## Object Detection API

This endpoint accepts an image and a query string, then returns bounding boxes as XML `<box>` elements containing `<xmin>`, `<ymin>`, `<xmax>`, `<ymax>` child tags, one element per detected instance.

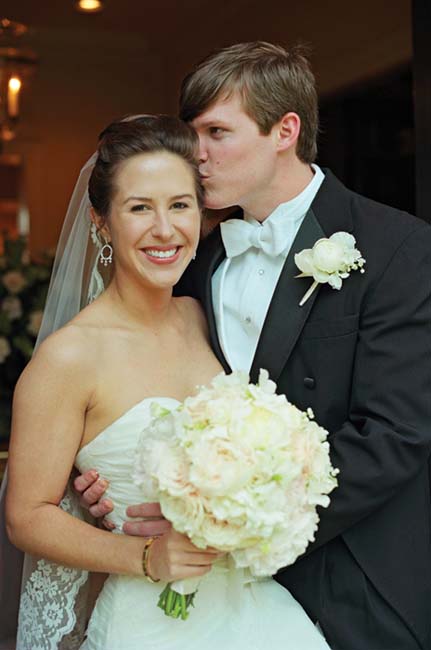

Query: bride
<box><xmin>5</xmin><ymin>115</ymin><xmax>330</xmax><ymax>650</ymax></box>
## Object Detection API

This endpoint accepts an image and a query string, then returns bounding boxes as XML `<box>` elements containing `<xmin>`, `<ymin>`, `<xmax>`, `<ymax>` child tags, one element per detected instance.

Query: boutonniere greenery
<box><xmin>294</xmin><ymin>232</ymin><xmax>365</xmax><ymax>306</ymax></box>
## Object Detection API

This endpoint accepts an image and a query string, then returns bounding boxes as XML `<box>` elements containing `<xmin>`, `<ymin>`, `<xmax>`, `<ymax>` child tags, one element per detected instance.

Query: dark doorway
<box><xmin>318</xmin><ymin>67</ymin><xmax>414</xmax><ymax>214</ymax></box>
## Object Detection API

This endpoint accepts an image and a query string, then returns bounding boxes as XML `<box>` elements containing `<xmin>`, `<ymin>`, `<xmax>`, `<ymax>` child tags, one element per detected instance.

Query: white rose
<box><xmin>312</xmin><ymin>239</ymin><xmax>346</xmax><ymax>274</ymax></box>
<box><xmin>0</xmin><ymin>337</ymin><xmax>11</xmax><ymax>363</ymax></box>
<box><xmin>2</xmin><ymin>296</ymin><xmax>22</xmax><ymax>320</ymax></box>
<box><xmin>295</xmin><ymin>231</ymin><xmax>365</xmax><ymax>305</ymax></box>
<box><xmin>27</xmin><ymin>310</ymin><xmax>44</xmax><ymax>336</ymax></box>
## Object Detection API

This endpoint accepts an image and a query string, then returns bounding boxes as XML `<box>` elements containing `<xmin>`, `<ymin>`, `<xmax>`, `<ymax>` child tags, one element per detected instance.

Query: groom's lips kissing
<box><xmin>140</xmin><ymin>245</ymin><xmax>182</xmax><ymax>265</ymax></box>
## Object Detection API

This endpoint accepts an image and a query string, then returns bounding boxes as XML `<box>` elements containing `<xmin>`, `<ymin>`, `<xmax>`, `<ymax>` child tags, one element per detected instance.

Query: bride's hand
<box><xmin>73</xmin><ymin>469</ymin><xmax>114</xmax><ymax>521</ymax></box>
<box><xmin>147</xmin><ymin>529</ymin><xmax>224</xmax><ymax>582</ymax></box>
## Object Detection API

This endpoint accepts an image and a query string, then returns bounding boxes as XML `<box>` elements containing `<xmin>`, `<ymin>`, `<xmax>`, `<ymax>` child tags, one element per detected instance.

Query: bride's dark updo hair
<box><xmin>89</xmin><ymin>114</ymin><xmax>204</xmax><ymax>218</ymax></box>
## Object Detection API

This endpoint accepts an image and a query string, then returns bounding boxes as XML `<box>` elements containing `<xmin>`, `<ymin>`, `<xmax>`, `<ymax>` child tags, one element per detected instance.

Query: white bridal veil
<box><xmin>0</xmin><ymin>152</ymin><xmax>106</xmax><ymax>650</ymax></box>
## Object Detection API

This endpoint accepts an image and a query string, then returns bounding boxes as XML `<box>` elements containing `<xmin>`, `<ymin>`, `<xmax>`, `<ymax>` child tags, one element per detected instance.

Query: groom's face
<box><xmin>191</xmin><ymin>92</ymin><xmax>278</xmax><ymax>213</ymax></box>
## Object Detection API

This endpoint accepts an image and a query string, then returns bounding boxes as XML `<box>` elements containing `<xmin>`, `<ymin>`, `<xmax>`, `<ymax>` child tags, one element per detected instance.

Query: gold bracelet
<box><xmin>142</xmin><ymin>536</ymin><xmax>160</xmax><ymax>583</ymax></box>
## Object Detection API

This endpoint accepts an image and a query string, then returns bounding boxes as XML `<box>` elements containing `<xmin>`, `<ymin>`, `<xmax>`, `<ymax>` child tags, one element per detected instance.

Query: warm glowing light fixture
<box><xmin>0</xmin><ymin>18</ymin><xmax>38</xmax><ymax>144</ymax></box>
<box><xmin>76</xmin><ymin>0</ymin><xmax>104</xmax><ymax>13</ymax></box>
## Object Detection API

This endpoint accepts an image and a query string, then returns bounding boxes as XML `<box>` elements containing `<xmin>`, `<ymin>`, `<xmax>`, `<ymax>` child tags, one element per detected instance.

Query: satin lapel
<box><xmin>249</xmin><ymin>209</ymin><xmax>325</xmax><ymax>383</ymax></box>
<box><xmin>201</xmin><ymin>230</ymin><xmax>231</xmax><ymax>373</ymax></box>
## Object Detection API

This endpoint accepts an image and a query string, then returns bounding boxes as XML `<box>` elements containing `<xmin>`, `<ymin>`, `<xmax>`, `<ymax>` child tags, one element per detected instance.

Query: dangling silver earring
<box><xmin>192</xmin><ymin>252</ymin><xmax>196</xmax><ymax>261</ymax></box>
<box><xmin>100</xmin><ymin>240</ymin><xmax>113</xmax><ymax>266</ymax></box>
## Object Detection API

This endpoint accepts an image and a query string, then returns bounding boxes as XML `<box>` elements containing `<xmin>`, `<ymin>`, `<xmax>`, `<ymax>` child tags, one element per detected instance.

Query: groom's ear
<box><xmin>274</xmin><ymin>112</ymin><xmax>301</xmax><ymax>154</ymax></box>
<box><xmin>90</xmin><ymin>207</ymin><xmax>111</xmax><ymax>242</ymax></box>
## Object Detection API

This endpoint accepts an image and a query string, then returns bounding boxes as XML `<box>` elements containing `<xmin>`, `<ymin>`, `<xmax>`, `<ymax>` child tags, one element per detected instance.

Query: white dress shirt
<box><xmin>212</xmin><ymin>164</ymin><xmax>324</xmax><ymax>372</ymax></box>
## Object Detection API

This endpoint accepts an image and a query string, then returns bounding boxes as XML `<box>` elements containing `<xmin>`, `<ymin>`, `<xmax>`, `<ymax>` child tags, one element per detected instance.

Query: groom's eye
<box><xmin>209</xmin><ymin>127</ymin><xmax>225</xmax><ymax>137</ymax></box>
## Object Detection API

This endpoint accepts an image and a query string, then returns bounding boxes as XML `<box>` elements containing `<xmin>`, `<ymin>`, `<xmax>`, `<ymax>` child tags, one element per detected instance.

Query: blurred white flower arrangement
<box><xmin>0</xmin><ymin>236</ymin><xmax>53</xmax><ymax>439</ymax></box>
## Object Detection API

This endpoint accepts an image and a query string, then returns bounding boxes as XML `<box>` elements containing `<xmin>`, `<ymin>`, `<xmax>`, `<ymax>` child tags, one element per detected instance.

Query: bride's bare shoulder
<box><xmin>24</xmin><ymin>311</ymin><xmax>101</xmax><ymax>382</ymax></box>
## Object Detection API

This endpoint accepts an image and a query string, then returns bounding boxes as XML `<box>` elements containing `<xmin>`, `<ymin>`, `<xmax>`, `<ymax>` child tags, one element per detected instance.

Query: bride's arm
<box><xmin>5</xmin><ymin>327</ymin><xmax>221</xmax><ymax>581</ymax></box>
<box><xmin>5</xmin><ymin>328</ymin><xmax>146</xmax><ymax>576</ymax></box>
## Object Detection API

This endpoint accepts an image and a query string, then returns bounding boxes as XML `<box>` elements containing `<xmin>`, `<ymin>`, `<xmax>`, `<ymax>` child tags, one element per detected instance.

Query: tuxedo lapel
<box><xmin>249</xmin><ymin>209</ymin><xmax>325</xmax><ymax>383</ymax></box>
<box><xmin>200</xmin><ymin>230</ymin><xmax>231</xmax><ymax>373</ymax></box>
<box><xmin>249</xmin><ymin>170</ymin><xmax>354</xmax><ymax>384</ymax></box>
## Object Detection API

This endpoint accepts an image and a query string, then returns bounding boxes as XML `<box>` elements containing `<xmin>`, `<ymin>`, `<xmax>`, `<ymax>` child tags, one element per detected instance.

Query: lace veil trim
<box><xmin>16</xmin><ymin>487</ymin><xmax>89</xmax><ymax>650</ymax></box>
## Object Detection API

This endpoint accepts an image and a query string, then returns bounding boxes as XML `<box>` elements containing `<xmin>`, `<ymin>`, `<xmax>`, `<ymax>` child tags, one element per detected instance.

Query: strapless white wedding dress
<box><xmin>75</xmin><ymin>397</ymin><xmax>330</xmax><ymax>650</ymax></box>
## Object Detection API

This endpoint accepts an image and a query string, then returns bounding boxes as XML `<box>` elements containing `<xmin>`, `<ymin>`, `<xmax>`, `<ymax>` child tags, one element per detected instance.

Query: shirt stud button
<box><xmin>258</xmin><ymin>269</ymin><xmax>265</xmax><ymax>275</ymax></box>
<box><xmin>304</xmin><ymin>377</ymin><xmax>315</xmax><ymax>389</ymax></box>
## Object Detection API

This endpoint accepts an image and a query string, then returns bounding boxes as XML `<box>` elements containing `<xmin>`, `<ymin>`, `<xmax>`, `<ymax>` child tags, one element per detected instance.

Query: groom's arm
<box><xmin>74</xmin><ymin>472</ymin><xmax>171</xmax><ymax>536</ymax></box>
<box><xmin>305</xmin><ymin>223</ymin><xmax>431</xmax><ymax>553</ymax></box>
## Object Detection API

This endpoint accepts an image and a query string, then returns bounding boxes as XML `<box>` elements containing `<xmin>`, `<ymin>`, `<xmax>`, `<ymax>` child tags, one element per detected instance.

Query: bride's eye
<box><xmin>171</xmin><ymin>201</ymin><xmax>188</xmax><ymax>210</ymax></box>
<box><xmin>131</xmin><ymin>204</ymin><xmax>151</xmax><ymax>212</ymax></box>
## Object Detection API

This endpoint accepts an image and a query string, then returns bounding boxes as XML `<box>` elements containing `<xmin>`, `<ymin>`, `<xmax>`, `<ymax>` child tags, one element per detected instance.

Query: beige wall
<box><xmin>3</xmin><ymin>29</ymin><xmax>168</xmax><ymax>254</ymax></box>
<box><xmin>2</xmin><ymin>0</ymin><xmax>412</xmax><ymax>254</ymax></box>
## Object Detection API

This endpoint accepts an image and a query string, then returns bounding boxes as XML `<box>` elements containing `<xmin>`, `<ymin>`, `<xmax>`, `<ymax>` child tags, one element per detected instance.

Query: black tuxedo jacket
<box><xmin>176</xmin><ymin>171</ymin><xmax>431</xmax><ymax>649</ymax></box>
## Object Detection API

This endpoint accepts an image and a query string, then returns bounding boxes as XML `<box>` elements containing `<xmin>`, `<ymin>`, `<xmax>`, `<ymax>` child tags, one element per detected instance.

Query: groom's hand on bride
<box><xmin>73</xmin><ymin>469</ymin><xmax>171</xmax><ymax>536</ymax></box>
<box><xmin>124</xmin><ymin>503</ymin><xmax>171</xmax><ymax>537</ymax></box>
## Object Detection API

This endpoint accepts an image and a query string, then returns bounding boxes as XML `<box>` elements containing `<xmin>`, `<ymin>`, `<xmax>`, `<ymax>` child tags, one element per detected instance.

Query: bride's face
<box><xmin>102</xmin><ymin>150</ymin><xmax>201</xmax><ymax>291</ymax></box>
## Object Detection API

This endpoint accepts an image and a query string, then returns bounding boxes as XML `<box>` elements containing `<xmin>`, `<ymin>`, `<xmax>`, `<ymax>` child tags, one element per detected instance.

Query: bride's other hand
<box><xmin>73</xmin><ymin>469</ymin><xmax>114</xmax><ymax>523</ymax></box>
<box><xmin>147</xmin><ymin>529</ymin><xmax>224</xmax><ymax>582</ymax></box>
<box><xmin>124</xmin><ymin>503</ymin><xmax>171</xmax><ymax>537</ymax></box>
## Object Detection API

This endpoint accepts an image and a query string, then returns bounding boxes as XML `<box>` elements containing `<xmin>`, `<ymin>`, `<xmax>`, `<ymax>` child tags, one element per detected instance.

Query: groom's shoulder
<box><xmin>351</xmin><ymin>196</ymin><xmax>431</xmax><ymax>286</ymax></box>
<box><xmin>323</xmin><ymin>170</ymin><xmax>427</xmax><ymax>234</ymax></box>
<box><xmin>351</xmin><ymin>189</ymin><xmax>427</xmax><ymax>233</ymax></box>
<box><xmin>326</xmin><ymin>171</ymin><xmax>431</xmax><ymax>250</ymax></box>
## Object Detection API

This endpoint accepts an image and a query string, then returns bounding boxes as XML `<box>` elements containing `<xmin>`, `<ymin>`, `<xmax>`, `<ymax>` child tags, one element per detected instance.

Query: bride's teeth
<box><xmin>145</xmin><ymin>248</ymin><xmax>178</xmax><ymax>259</ymax></box>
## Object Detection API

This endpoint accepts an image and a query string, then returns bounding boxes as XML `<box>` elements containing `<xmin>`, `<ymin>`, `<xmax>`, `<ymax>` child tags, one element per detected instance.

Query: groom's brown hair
<box><xmin>179</xmin><ymin>41</ymin><xmax>319</xmax><ymax>164</ymax></box>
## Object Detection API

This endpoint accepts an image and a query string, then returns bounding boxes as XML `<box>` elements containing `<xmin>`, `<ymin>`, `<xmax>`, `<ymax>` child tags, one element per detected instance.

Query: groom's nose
<box><xmin>198</xmin><ymin>138</ymin><xmax>209</xmax><ymax>164</ymax></box>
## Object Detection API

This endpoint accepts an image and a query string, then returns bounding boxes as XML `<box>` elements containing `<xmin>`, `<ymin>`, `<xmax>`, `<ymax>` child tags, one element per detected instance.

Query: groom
<box><xmin>77</xmin><ymin>42</ymin><xmax>431</xmax><ymax>649</ymax></box>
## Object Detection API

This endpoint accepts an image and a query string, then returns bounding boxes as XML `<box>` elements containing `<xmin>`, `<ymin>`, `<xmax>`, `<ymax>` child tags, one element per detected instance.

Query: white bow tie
<box><xmin>221</xmin><ymin>218</ymin><xmax>292</xmax><ymax>258</ymax></box>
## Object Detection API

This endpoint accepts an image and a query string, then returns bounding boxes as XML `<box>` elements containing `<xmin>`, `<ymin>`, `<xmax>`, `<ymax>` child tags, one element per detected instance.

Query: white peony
<box><xmin>2</xmin><ymin>296</ymin><xmax>23</xmax><ymax>320</ymax></box>
<box><xmin>27</xmin><ymin>310</ymin><xmax>44</xmax><ymax>337</ymax></box>
<box><xmin>188</xmin><ymin>436</ymin><xmax>255</xmax><ymax>497</ymax></box>
<box><xmin>161</xmin><ymin>494</ymin><xmax>205</xmax><ymax>538</ymax></box>
<box><xmin>135</xmin><ymin>435</ymin><xmax>190</xmax><ymax>499</ymax></box>
<box><xmin>2</xmin><ymin>270</ymin><xmax>27</xmax><ymax>294</ymax></box>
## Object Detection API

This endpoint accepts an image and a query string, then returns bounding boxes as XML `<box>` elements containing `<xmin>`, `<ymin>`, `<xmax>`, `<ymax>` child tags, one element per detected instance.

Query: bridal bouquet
<box><xmin>134</xmin><ymin>370</ymin><xmax>338</xmax><ymax>620</ymax></box>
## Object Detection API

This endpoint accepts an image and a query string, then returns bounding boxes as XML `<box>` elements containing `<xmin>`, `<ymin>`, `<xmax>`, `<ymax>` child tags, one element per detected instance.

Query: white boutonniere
<box><xmin>295</xmin><ymin>232</ymin><xmax>365</xmax><ymax>306</ymax></box>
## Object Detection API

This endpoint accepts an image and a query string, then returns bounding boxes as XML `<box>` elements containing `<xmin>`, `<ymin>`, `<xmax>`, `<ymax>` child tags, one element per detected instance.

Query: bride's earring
<box><xmin>100</xmin><ymin>239</ymin><xmax>113</xmax><ymax>266</ymax></box>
